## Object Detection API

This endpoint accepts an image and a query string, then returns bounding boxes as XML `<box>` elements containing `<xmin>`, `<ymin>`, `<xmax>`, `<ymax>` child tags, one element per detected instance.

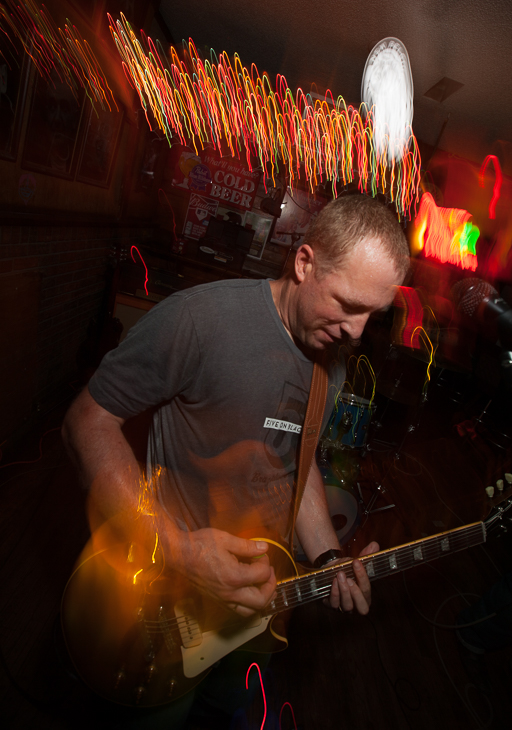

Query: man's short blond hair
<box><xmin>303</xmin><ymin>194</ymin><xmax>410</xmax><ymax>279</ymax></box>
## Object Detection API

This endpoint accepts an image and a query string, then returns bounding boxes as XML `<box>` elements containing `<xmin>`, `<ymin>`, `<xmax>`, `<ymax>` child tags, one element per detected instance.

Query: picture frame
<box><xmin>21</xmin><ymin>67</ymin><xmax>87</xmax><ymax>180</ymax></box>
<box><xmin>0</xmin><ymin>37</ymin><xmax>31</xmax><ymax>161</ymax></box>
<box><xmin>75</xmin><ymin>104</ymin><xmax>124</xmax><ymax>187</ymax></box>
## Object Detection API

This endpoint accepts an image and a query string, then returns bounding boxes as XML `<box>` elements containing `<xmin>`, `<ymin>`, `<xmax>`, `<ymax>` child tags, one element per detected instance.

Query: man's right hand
<box><xmin>177</xmin><ymin>528</ymin><xmax>277</xmax><ymax>617</ymax></box>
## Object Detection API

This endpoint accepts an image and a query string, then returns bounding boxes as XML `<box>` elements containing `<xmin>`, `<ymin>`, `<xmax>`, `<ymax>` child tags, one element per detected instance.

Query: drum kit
<box><xmin>319</xmin><ymin>391</ymin><xmax>395</xmax><ymax>533</ymax></box>
<box><xmin>316</xmin><ymin>317</ymin><xmax>477</xmax><ymax>547</ymax></box>
<box><xmin>318</xmin><ymin>338</ymin><xmax>443</xmax><ymax>539</ymax></box>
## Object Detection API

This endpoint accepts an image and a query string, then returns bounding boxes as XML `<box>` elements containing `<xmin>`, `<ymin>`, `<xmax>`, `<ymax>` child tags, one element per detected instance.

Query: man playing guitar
<box><xmin>62</xmin><ymin>194</ymin><xmax>409</xmax><ymax>727</ymax></box>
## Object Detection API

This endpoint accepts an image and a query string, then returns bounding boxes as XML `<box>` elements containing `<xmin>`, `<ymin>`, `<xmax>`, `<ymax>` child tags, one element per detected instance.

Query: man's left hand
<box><xmin>326</xmin><ymin>541</ymin><xmax>379</xmax><ymax>615</ymax></box>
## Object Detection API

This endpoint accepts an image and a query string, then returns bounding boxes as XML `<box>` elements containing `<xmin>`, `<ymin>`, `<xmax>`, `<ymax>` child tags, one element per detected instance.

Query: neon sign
<box><xmin>414</xmin><ymin>193</ymin><xmax>479</xmax><ymax>270</ymax></box>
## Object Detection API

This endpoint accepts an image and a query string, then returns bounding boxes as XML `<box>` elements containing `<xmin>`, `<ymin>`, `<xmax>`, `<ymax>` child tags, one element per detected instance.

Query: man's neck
<box><xmin>269</xmin><ymin>278</ymin><xmax>294</xmax><ymax>341</ymax></box>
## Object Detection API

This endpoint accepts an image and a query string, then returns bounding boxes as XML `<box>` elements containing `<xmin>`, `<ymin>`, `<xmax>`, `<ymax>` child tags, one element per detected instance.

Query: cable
<box><xmin>402</xmin><ymin>569</ymin><xmax>503</xmax><ymax>630</ymax></box>
<box><xmin>0</xmin><ymin>426</ymin><xmax>61</xmax><ymax>470</ymax></box>
<box><xmin>431</xmin><ymin>594</ymin><xmax>494</xmax><ymax>730</ymax></box>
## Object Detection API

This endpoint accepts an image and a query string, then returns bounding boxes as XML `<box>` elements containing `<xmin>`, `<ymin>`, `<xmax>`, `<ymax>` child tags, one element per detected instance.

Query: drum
<box><xmin>325</xmin><ymin>393</ymin><xmax>373</xmax><ymax>449</ymax></box>
<box><xmin>293</xmin><ymin>477</ymin><xmax>360</xmax><ymax>560</ymax></box>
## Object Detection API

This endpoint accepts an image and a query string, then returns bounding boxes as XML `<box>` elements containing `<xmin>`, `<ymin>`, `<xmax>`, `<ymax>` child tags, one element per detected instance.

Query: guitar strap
<box><xmin>286</xmin><ymin>351</ymin><xmax>329</xmax><ymax>549</ymax></box>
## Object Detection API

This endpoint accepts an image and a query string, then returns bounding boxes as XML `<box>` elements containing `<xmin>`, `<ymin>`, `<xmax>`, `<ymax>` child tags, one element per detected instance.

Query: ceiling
<box><xmin>158</xmin><ymin>0</ymin><xmax>512</xmax><ymax>173</ymax></box>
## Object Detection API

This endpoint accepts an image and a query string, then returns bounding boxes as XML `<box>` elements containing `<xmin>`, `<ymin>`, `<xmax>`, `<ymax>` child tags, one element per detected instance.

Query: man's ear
<box><xmin>294</xmin><ymin>244</ymin><xmax>315</xmax><ymax>282</ymax></box>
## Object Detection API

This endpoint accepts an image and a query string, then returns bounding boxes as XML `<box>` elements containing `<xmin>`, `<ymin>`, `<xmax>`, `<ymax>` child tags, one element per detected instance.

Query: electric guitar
<box><xmin>61</xmin><ymin>495</ymin><xmax>512</xmax><ymax>707</ymax></box>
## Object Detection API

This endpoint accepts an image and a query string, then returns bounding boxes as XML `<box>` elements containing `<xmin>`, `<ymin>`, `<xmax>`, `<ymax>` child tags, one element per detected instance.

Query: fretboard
<box><xmin>265</xmin><ymin>521</ymin><xmax>486</xmax><ymax>617</ymax></box>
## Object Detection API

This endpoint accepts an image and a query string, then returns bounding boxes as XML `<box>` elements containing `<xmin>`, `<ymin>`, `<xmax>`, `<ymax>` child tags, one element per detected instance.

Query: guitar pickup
<box><xmin>174</xmin><ymin>601</ymin><xmax>203</xmax><ymax>648</ymax></box>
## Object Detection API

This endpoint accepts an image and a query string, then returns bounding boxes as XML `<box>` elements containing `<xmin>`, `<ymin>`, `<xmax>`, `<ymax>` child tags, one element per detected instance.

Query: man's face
<box><xmin>292</xmin><ymin>238</ymin><xmax>404</xmax><ymax>350</ymax></box>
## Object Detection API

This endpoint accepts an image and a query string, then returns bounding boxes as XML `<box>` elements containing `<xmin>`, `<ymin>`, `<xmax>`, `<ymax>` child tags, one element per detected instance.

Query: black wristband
<box><xmin>313</xmin><ymin>549</ymin><xmax>344</xmax><ymax>569</ymax></box>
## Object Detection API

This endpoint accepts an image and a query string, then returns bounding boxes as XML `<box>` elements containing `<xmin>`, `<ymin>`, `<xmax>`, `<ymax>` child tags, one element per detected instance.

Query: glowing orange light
<box><xmin>132</xmin><ymin>568</ymin><xmax>143</xmax><ymax>585</ymax></box>
<box><xmin>151</xmin><ymin>533</ymin><xmax>158</xmax><ymax>564</ymax></box>
<box><xmin>479</xmin><ymin>154</ymin><xmax>502</xmax><ymax>219</ymax></box>
<box><xmin>108</xmin><ymin>15</ymin><xmax>421</xmax><ymax>218</ymax></box>
<box><xmin>415</xmin><ymin>193</ymin><xmax>479</xmax><ymax>270</ymax></box>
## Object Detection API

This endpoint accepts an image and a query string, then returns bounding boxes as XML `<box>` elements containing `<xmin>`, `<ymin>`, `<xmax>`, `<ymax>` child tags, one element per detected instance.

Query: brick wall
<box><xmin>0</xmin><ymin>221</ymin><xmax>154</xmax><ymax>444</ymax></box>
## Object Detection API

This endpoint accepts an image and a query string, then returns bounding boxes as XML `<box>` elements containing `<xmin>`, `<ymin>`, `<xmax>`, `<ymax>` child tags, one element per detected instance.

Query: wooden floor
<box><xmin>2</xmin><ymin>380</ymin><xmax>512</xmax><ymax>730</ymax></box>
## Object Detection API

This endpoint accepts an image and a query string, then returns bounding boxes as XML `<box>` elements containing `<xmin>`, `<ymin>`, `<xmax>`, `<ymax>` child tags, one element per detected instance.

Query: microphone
<box><xmin>452</xmin><ymin>278</ymin><xmax>512</xmax><ymax>350</ymax></box>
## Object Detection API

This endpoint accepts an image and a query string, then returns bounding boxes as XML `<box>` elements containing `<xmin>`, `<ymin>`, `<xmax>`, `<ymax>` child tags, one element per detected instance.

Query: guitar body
<box><xmin>61</xmin><ymin>542</ymin><xmax>283</xmax><ymax>707</ymax></box>
<box><xmin>61</xmin><ymin>496</ymin><xmax>512</xmax><ymax>708</ymax></box>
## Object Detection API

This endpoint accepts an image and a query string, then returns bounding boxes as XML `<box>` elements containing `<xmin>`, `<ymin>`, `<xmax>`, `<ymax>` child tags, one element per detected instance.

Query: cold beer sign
<box><xmin>173</xmin><ymin>149</ymin><xmax>261</xmax><ymax>211</ymax></box>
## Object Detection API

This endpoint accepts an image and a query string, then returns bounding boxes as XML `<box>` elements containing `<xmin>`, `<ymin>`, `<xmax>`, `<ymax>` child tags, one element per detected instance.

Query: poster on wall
<box><xmin>183</xmin><ymin>193</ymin><xmax>219</xmax><ymax>240</ymax></box>
<box><xmin>172</xmin><ymin>147</ymin><xmax>261</xmax><ymax>212</ymax></box>
<box><xmin>244</xmin><ymin>211</ymin><xmax>273</xmax><ymax>259</ymax></box>
<box><xmin>273</xmin><ymin>189</ymin><xmax>327</xmax><ymax>247</ymax></box>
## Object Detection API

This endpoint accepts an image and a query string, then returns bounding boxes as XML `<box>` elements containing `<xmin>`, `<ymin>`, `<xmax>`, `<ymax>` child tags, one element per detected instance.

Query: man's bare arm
<box><xmin>61</xmin><ymin>387</ymin><xmax>276</xmax><ymax>616</ymax></box>
<box><xmin>294</xmin><ymin>459</ymin><xmax>378</xmax><ymax>614</ymax></box>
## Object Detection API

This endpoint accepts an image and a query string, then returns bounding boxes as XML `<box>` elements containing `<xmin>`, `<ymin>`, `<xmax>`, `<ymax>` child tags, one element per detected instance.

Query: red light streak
<box><xmin>130</xmin><ymin>245</ymin><xmax>149</xmax><ymax>296</ymax></box>
<box><xmin>108</xmin><ymin>15</ymin><xmax>421</xmax><ymax>219</ymax></box>
<box><xmin>245</xmin><ymin>661</ymin><xmax>298</xmax><ymax>729</ymax></box>
<box><xmin>415</xmin><ymin>193</ymin><xmax>479</xmax><ymax>270</ymax></box>
<box><xmin>479</xmin><ymin>154</ymin><xmax>502</xmax><ymax>219</ymax></box>
<box><xmin>246</xmin><ymin>662</ymin><xmax>267</xmax><ymax>729</ymax></box>
<box><xmin>393</xmin><ymin>287</ymin><xmax>424</xmax><ymax>349</ymax></box>
<box><xmin>279</xmin><ymin>701</ymin><xmax>298</xmax><ymax>729</ymax></box>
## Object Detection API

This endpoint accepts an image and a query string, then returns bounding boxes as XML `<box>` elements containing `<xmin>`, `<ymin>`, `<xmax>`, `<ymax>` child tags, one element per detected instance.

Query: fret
<box><xmin>272</xmin><ymin>522</ymin><xmax>488</xmax><ymax>616</ymax></box>
<box><xmin>413</xmin><ymin>546</ymin><xmax>424</xmax><ymax>561</ymax></box>
<box><xmin>309</xmin><ymin>577</ymin><xmax>322</xmax><ymax>596</ymax></box>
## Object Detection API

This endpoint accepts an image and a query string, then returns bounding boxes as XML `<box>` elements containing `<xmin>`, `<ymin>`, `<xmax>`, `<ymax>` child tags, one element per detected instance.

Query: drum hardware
<box><xmin>355</xmin><ymin>480</ymin><xmax>395</xmax><ymax>517</ymax></box>
<box><xmin>323</xmin><ymin>393</ymin><xmax>373</xmax><ymax>451</ymax></box>
<box><xmin>471</xmin><ymin>399</ymin><xmax>512</xmax><ymax>452</ymax></box>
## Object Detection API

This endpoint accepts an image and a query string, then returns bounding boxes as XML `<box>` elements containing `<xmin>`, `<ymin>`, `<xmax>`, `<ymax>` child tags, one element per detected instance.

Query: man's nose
<box><xmin>341</xmin><ymin>314</ymin><xmax>370</xmax><ymax>340</ymax></box>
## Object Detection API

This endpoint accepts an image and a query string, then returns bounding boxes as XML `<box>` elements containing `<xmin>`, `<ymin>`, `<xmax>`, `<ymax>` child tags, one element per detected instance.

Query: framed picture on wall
<box><xmin>22</xmin><ymin>68</ymin><xmax>87</xmax><ymax>180</ymax></box>
<box><xmin>0</xmin><ymin>40</ymin><xmax>31</xmax><ymax>161</ymax></box>
<box><xmin>75</xmin><ymin>104</ymin><xmax>124</xmax><ymax>187</ymax></box>
<box><xmin>244</xmin><ymin>211</ymin><xmax>273</xmax><ymax>259</ymax></box>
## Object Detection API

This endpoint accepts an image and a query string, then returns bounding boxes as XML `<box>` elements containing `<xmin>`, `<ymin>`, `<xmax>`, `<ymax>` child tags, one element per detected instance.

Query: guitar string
<box><xmin>139</xmin><ymin>525</ymin><xmax>486</xmax><ymax>631</ymax></box>
<box><xmin>144</xmin><ymin>527</ymin><xmax>487</xmax><ymax>625</ymax></box>
<box><xmin>138</xmin><ymin>511</ymin><xmax>511</xmax><ymax>632</ymax></box>
<box><xmin>266</xmin><ymin>526</ymin><xmax>486</xmax><ymax>613</ymax></box>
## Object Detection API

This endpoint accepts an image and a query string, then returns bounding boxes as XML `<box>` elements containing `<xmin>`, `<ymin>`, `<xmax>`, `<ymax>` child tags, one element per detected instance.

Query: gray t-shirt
<box><xmin>89</xmin><ymin>279</ymin><xmax>345</xmax><ymax>538</ymax></box>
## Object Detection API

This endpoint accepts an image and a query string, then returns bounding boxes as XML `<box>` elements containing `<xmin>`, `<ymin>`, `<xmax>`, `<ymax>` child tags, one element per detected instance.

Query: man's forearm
<box><xmin>294</xmin><ymin>459</ymin><xmax>341</xmax><ymax>565</ymax></box>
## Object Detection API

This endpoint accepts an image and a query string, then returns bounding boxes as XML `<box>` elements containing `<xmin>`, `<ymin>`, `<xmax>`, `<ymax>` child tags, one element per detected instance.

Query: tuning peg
<box><xmin>505</xmin><ymin>473</ymin><xmax>512</xmax><ymax>486</ymax></box>
<box><xmin>497</xmin><ymin>479</ymin><xmax>504</xmax><ymax>493</ymax></box>
<box><xmin>485</xmin><ymin>486</ymin><xmax>495</xmax><ymax>498</ymax></box>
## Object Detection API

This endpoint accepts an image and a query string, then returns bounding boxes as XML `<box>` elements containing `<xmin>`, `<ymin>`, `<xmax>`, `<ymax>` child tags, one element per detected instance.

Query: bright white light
<box><xmin>361</xmin><ymin>37</ymin><xmax>414</xmax><ymax>164</ymax></box>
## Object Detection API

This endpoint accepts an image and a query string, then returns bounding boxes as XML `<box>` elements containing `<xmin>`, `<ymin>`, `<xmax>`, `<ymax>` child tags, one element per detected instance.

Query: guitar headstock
<box><xmin>484</xmin><ymin>493</ymin><xmax>512</xmax><ymax>535</ymax></box>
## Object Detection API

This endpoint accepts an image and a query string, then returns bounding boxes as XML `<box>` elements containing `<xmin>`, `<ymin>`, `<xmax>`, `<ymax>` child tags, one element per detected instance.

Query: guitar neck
<box><xmin>265</xmin><ymin>521</ymin><xmax>486</xmax><ymax>617</ymax></box>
